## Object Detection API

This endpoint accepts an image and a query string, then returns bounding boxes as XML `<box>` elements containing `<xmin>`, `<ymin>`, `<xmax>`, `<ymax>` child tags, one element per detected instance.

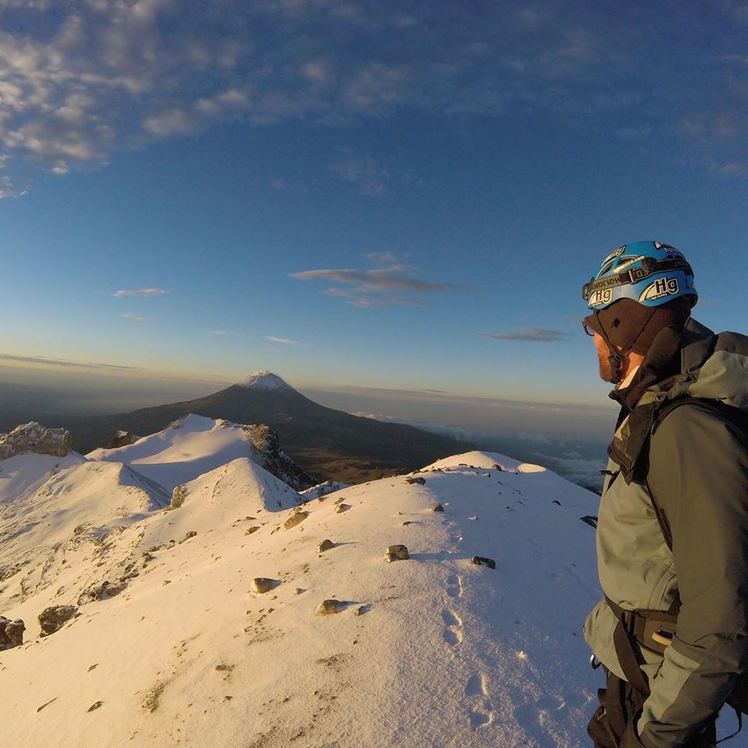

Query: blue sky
<box><xmin>1</xmin><ymin>0</ymin><xmax>747</xmax><ymax>410</ymax></box>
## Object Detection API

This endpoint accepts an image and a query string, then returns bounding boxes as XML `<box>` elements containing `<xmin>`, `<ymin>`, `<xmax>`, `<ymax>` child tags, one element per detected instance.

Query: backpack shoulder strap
<box><xmin>645</xmin><ymin>397</ymin><xmax>744</xmax><ymax>551</ymax></box>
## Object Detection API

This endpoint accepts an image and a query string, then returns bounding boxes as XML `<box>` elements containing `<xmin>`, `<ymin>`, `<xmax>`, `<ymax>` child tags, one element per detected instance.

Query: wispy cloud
<box><xmin>265</xmin><ymin>336</ymin><xmax>299</xmax><ymax>345</ymax></box>
<box><xmin>0</xmin><ymin>352</ymin><xmax>135</xmax><ymax>371</ymax></box>
<box><xmin>0</xmin><ymin>175</ymin><xmax>27</xmax><ymax>199</ymax></box>
<box><xmin>479</xmin><ymin>328</ymin><xmax>571</xmax><ymax>342</ymax></box>
<box><xmin>0</xmin><ymin>0</ymin><xmax>746</xmax><ymax>194</ymax></box>
<box><xmin>113</xmin><ymin>287</ymin><xmax>169</xmax><ymax>298</ymax></box>
<box><xmin>211</xmin><ymin>330</ymin><xmax>249</xmax><ymax>337</ymax></box>
<box><xmin>122</xmin><ymin>312</ymin><xmax>146</xmax><ymax>321</ymax></box>
<box><xmin>291</xmin><ymin>253</ymin><xmax>461</xmax><ymax>307</ymax></box>
<box><xmin>330</xmin><ymin>151</ymin><xmax>391</xmax><ymax>196</ymax></box>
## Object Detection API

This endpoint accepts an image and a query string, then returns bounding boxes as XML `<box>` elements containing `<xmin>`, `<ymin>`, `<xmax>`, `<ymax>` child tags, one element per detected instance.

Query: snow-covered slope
<box><xmin>0</xmin><ymin>451</ymin><xmax>86</xmax><ymax>504</ymax></box>
<box><xmin>0</xmin><ymin>442</ymin><xmax>609</xmax><ymax>747</ymax></box>
<box><xmin>87</xmin><ymin>414</ymin><xmax>265</xmax><ymax>491</ymax></box>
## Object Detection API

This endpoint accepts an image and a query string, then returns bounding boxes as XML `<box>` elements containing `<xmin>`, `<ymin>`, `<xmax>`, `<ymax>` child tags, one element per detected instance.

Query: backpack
<box><xmin>607</xmin><ymin>395</ymin><xmax>748</xmax><ymax>715</ymax></box>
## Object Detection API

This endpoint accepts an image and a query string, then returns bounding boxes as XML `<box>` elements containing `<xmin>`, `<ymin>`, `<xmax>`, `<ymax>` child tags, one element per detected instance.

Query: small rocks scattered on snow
<box><xmin>385</xmin><ymin>544</ymin><xmax>409</xmax><ymax>563</ymax></box>
<box><xmin>283</xmin><ymin>510</ymin><xmax>309</xmax><ymax>530</ymax></box>
<box><xmin>471</xmin><ymin>556</ymin><xmax>496</xmax><ymax>570</ymax></box>
<box><xmin>245</xmin><ymin>526</ymin><xmax>260</xmax><ymax>535</ymax></box>
<box><xmin>0</xmin><ymin>616</ymin><xmax>25</xmax><ymax>649</ymax></box>
<box><xmin>317</xmin><ymin>539</ymin><xmax>335</xmax><ymax>553</ymax></box>
<box><xmin>405</xmin><ymin>476</ymin><xmax>426</xmax><ymax>485</ymax></box>
<box><xmin>0</xmin><ymin>422</ymin><xmax>71</xmax><ymax>459</ymax></box>
<box><xmin>334</xmin><ymin>496</ymin><xmax>347</xmax><ymax>505</ymax></box>
<box><xmin>431</xmin><ymin>503</ymin><xmax>444</xmax><ymax>513</ymax></box>
<box><xmin>315</xmin><ymin>599</ymin><xmax>345</xmax><ymax>616</ymax></box>
<box><xmin>335</xmin><ymin>503</ymin><xmax>351</xmax><ymax>514</ymax></box>
<box><xmin>87</xmin><ymin>701</ymin><xmax>104</xmax><ymax>712</ymax></box>
<box><xmin>38</xmin><ymin>605</ymin><xmax>78</xmax><ymax>636</ymax></box>
<box><xmin>250</xmin><ymin>578</ymin><xmax>279</xmax><ymax>594</ymax></box>
<box><xmin>580</xmin><ymin>515</ymin><xmax>598</xmax><ymax>529</ymax></box>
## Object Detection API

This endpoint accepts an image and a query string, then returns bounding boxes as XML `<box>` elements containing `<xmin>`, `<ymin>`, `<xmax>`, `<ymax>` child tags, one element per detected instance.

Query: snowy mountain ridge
<box><xmin>0</xmin><ymin>418</ymin><xmax>605</xmax><ymax>747</ymax></box>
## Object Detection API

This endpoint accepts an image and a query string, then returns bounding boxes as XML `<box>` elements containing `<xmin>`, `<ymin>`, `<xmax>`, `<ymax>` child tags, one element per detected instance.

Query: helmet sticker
<box><xmin>639</xmin><ymin>276</ymin><xmax>680</xmax><ymax>303</ymax></box>
<box><xmin>589</xmin><ymin>287</ymin><xmax>614</xmax><ymax>306</ymax></box>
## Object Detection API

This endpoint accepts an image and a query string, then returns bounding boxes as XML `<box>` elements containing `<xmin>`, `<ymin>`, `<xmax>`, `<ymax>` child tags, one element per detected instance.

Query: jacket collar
<box><xmin>609</xmin><ymin>317</ymin><xmax>714</xmax><ymax>417</ymax></box>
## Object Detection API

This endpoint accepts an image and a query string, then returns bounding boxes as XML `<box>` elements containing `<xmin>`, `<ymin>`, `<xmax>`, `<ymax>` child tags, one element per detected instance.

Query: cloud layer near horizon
<box><xmin>1</xmin><ymin>1</ymin><xmax>747</xmax><ymax>196</ymax></box>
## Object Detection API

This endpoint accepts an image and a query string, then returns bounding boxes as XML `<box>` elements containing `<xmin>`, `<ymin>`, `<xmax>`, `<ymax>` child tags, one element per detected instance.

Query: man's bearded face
<box><xmin>594</xmin><ymin>333</ymin><xmax>617</xmax><ymax>383</ymax></box>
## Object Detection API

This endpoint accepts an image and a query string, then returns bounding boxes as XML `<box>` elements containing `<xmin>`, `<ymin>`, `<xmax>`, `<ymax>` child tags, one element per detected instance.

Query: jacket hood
<box><xmin>667</xmin><ymin>322</ymin><xmax>748</xmax><ymax>409</ymax></box>
<box><xmin>613</xmin><ymin>318</ymin><xmax>748</xmax><ymax>413</ymax></box>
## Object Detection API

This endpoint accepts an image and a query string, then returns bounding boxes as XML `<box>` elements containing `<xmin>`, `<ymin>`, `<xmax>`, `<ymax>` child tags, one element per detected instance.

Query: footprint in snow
<box><xmin>465</xmin><ymin>673</ymin><xmax>494</xmax><ymax>729</ymax></box>
<box><xmin>446</xmin><ymin>574</ymin><xmax>463</xmax><ymax>599</ymax></box>
<box><xmin>441</xmin><ymin>608</ymin><xmax>463</xmax><ymax>646</ymax></box>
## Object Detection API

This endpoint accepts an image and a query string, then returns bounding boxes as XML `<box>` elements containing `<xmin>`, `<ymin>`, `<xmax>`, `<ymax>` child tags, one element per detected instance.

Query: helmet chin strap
<box><xmin>594</xmin><ymin>308</ymin><xmax>657</xmax><ymax>385</ymax></box>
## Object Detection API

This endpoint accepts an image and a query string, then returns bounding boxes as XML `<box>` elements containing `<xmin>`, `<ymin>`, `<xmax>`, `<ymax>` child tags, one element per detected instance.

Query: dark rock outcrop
<box><xmin>105</xmin><ymin>430</ymin><xmax>138</xmax><ymax>449</ymax></box>
<box><xmin>242</xmin><ymin>424</ymin><xmax>316</xmax><ymax>491</ymax></box>
<box><xmin>0</xmin><ymin>616</ymin><xmax>25</xmax><ymax>649</ymax></box>
<box><xmin>77</xmin><ymin>580</ymin><xmax>127</xmax><ymax>606</ymax></box>
<box><xmin>0</xmin><ymin>422</ymin><xmax>71</xmax><ymax>460</ymax></box>
<box><xmin>38</xmin><ymin>605</ymin><xmax>78</xmax><ymax>636</ymax></box>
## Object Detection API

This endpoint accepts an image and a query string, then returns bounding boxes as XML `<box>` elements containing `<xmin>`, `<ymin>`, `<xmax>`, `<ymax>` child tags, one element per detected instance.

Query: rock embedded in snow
<box><xmin>77</xmin><ymin>580</ymin><xmax>127</xmax><ymax>606</ymax></box>
<box><xmin>335</xmin><ymin>503</ymin><xmax>351</xmax><ymax>514</ymax></box>
<box><xmin>38</xmin><ymin>605</ymin><xmax>78</xmax><ymax>636</ymax></box>
<box><xmin>317</xmin><ymin>539</ymin><xmax>335</xmax><ymax>553</ymax></box>
<box><xmin>385</xmin><ymin>545</ymin><xmax>409</xmax><ymax>563</ymax></box>
<box><xmin>0</xmin><ymin>422</ymin><xmax>71</xmax><ymax>460</ymax></box>
<box><xmin>169</xmin><ymin>484</ymin><xmax>188</xmax><ymax>510</ymax></box>
<box><xmin>406</xmin><ymin>476</ymin><xmax>426</xmax><ymax>485</ymax></box>
<box><xmin>245</xmin><ymin>526</ymin><xmax>260</xmax><ymax>535</ymax></box>
<box><xmin>471</xmin><ymin>556</ymin><xmax>496</xmax><ymax>570</ymax></box>
<box><xmin>315</xmin><ymin>599</ymin><xmax>345</xmax><ymax>616</ymax></box>
<box><xmin>105</xmin><ymin>431</ymin><xmax>137</xmax><ymax>449</ymax></box>
<box><xmin>250</xmin><ymin>578</ymin><xmax>279</xmax><ymax>594</ymax></box>
<box><xmin>0</xmin><ymin>616</ymin><xmax>25</xmax><ymax>649</ymax></box>
<box><xmin>284</xmin><ymin>510</ymin><xmax>309</xmax><ymax>529</ymax></box>
<box><xmin>431</xmin><ymin>503</ymin><xmax>444</xmax><ymax>513</ymax></box>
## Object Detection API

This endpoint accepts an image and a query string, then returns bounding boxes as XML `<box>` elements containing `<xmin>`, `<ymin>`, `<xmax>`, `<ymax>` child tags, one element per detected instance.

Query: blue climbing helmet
<box><xmin>582</xmin><ymin>241</ymin><xmax>697</xmax><ymax>311</ymax></box>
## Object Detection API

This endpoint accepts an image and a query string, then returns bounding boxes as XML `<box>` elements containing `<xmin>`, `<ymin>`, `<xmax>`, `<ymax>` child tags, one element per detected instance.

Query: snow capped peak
<box><xmin>236</xmin><ymin>370</ymin><xmax>295</xmax><ymax>392</ymax></box>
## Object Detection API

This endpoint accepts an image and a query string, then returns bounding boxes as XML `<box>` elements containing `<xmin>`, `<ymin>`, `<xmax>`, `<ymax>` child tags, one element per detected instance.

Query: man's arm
<box><xmin>633</xmin><ymin>404</ymin><xmax>748</xmax><ymax>747</ymax></box>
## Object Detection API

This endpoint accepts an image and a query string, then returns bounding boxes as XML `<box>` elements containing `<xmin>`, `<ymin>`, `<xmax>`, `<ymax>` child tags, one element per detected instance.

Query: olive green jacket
<box><xmin>584</xmin><ymin>319</ymin><xmax>748</xmax><ymax>747</ymax></box>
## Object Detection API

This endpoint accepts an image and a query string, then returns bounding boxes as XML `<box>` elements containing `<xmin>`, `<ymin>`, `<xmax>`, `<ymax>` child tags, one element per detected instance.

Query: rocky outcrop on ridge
<box><xmin>242</xmin><ymin>423</ymin><xmax>316</xmax><ymax>491</ymax></box>
<box><xmin>0</xmin><ymin>422</ymin><xmax>71</xmax><ymax>460</ymax></box>
<box><xmin>105</xmin><ymin>430</ymin><xmax>138</xmax><ymax>449</ymax></box>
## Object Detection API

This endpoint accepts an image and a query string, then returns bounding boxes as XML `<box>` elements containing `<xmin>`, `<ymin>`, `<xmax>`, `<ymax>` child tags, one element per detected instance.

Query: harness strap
<box><xmin>606</xmin><ymin>595</ymin><xmax>651</xmax><ymax>696</ymax></box>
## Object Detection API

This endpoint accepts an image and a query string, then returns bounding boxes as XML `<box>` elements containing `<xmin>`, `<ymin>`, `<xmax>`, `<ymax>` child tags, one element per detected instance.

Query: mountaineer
<box><xmin>581</xmin><ymin>241</ymin><xmax>748</xmax><ymax>747</ymax></box>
